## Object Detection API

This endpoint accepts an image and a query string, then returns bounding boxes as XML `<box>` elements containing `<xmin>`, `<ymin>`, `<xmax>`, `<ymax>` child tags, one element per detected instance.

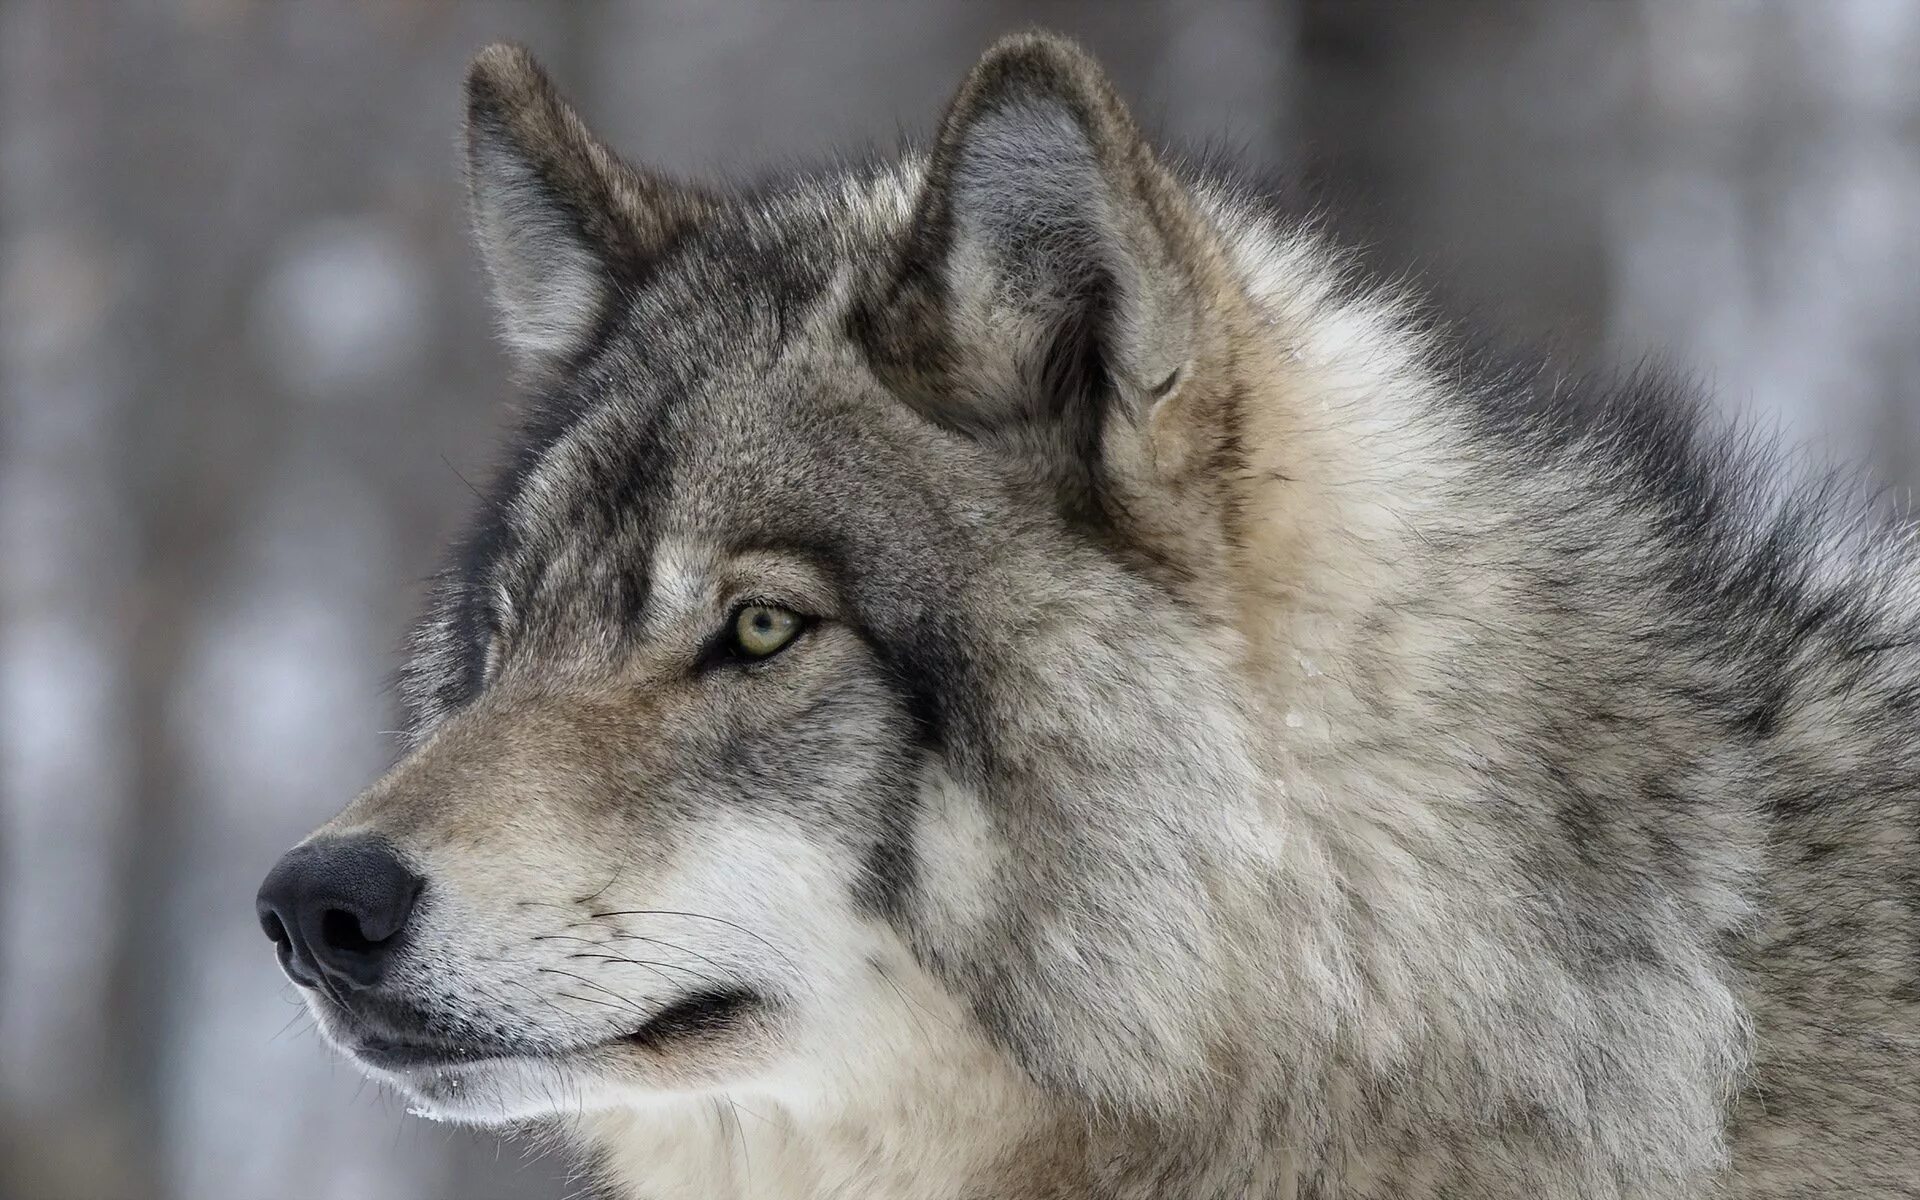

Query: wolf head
<box><xmin>258</xmin><ymin>33</ymin><xmax>1274</xmax><ymax>1127</ymax></box>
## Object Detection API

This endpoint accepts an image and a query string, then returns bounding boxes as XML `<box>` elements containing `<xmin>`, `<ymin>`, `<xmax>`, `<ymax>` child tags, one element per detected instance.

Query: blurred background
<box><xmin>4</xmin><ymin>2</ymin><xmax>1918</xmax><ymax>1197</ymax></box>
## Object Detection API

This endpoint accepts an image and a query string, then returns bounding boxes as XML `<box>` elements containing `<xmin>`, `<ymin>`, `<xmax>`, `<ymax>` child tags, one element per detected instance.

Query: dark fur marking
<box><xmin>626</xmin><ymin>987</ymin><xmax>759</xmax><ymax>1048</ymax></box>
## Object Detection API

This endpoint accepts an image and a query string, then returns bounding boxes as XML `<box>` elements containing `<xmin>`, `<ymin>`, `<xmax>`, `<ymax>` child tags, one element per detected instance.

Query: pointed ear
<box><xmin>852</xmin><ymin>33</ymin><xmax>1210</xmax><ymax>437</ymax></box>
<box><xmin>463</xmin><ymin>44</ymin><xmax>710</xmax><ymax>377</ymax></box>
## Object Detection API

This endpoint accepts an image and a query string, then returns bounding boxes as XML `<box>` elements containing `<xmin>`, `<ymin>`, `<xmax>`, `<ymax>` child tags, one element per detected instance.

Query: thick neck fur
<box><xmin>1164</xmin><ymin>189</ymin><xmax>1761</xmax><ymax>1194</ymax></box>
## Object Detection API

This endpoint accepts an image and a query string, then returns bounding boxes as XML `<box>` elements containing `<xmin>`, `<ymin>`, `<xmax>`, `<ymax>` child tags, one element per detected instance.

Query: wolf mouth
<box><xmin>334</xmin><ymin>986</ymin><xmax>764</xmax><ymax>1073</ymax></box>
<box><xmin>351</xmin><ymin>1030</ymin><xmax>504</xmax><ymax>1071</ymax></box>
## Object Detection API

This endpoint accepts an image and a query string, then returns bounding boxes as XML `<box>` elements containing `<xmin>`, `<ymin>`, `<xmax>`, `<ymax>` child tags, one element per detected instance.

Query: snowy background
<box><xmin>4</xmin><ymin>2</ymin><xmax>1918</xmax><ymax>1197</ymax></box>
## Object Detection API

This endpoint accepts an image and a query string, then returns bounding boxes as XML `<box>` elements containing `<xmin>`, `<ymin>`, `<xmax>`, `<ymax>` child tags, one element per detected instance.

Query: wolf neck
<box><xmin>1177</xmin><ymin>194</ymin><xmax>1756</xmax><ymax>1189</ymax></box>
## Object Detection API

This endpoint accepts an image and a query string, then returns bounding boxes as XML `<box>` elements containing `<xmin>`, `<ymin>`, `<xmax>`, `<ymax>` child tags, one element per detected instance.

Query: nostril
<box><xmin>320</xmin><ymin>907</ymin><xmax>381</xmax><ymax>955</ymax></box>
<box><xmin>257</xmin><ymin>905</ymin><xmax>319</xmax><ymax>988</ymax></box>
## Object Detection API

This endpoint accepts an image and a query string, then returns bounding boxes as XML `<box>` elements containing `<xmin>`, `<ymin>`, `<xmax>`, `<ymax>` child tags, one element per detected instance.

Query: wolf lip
<box><xmin>351</xmin><ymin>1032</ymin><xmax>504</xmax><ymax>1071</ymax></box>
<box><xmin>342</xmin><ymin>988</ymin><xmax>761</xmax><ymax>1071</ymax></box>
<box><xmin>625</xmin><ymin>987</ymin><xmax>759</xmax><ymax>1049</ymax></box>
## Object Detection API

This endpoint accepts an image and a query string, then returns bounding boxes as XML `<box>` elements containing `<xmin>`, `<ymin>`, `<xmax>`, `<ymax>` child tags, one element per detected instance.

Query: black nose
<box><xmin>256</xmin><ymin>837</ymin><xmax>422</xmax><ymax>991</ymax></box>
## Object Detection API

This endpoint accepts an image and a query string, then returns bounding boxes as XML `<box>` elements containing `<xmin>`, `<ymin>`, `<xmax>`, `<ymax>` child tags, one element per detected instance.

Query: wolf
<box><xmin>255</xmin><ymin>31</ymin><xmax>1920</xmax><ymax>1199</ymax></box>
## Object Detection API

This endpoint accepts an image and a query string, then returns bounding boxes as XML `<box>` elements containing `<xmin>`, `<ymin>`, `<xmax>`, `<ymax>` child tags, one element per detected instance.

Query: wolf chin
<box><xmin>255</xmin><ymin>32</ymin><xmax>1920</xmax><ymax>1199</ymax></box>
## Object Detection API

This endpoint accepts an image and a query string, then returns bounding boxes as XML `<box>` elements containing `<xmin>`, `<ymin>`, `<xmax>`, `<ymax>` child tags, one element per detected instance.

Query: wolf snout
<box><xmin>257</xmin><ymin>837</ymin><xmax>423</xmax><ymax>991</ymax></box>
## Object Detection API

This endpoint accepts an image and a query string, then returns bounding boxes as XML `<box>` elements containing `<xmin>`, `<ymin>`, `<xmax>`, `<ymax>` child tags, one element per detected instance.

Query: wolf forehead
<box><xmin>404</xmin><ymin>31</ymin><xmax>1215</xmax><ymax>738</ymax></box>
<box><xmin>401</xmin><ymin>174</ymin><xmax>976</xmax><ymax>726</ymax></box>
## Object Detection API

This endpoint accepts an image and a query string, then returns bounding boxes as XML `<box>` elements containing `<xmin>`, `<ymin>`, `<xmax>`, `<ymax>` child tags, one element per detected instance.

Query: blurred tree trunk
<box><xmin>1614</xmin><ymin>1</ymin><xmax>1920</xmax><ymax>485</ymax></box>
<box><xmin>1</xmin><ymin>4</ymin><xmax>145</xmax><ymax>1196</ymax></box>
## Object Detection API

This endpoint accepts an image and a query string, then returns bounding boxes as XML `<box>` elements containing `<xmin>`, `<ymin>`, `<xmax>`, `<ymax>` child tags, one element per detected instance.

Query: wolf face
<box><xmin>260</xmin><ymin>31</ymin><xmax>1920</xmax><ymax>1199</ymax></box>
<box><xmin>258</xmin><ymin>37</ymin><xmax>1271</xmax><ymax>1130</ymax></box>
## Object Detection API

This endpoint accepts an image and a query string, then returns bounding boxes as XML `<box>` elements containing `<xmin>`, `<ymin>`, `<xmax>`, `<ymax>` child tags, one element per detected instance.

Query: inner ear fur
<box><xmin>464</xmin><ymin>43</ymin><xmax>715</xmax><ymax>377</ymax></box>
<box><xmin>858</xmin><ymin>33</ymin><xmax>1255</xmax><ymax>540</ymax></box>
<box><xmin>852</xmin><ymin>33</ymin><xmax>1232</xmax><ymax>441</ymax></box>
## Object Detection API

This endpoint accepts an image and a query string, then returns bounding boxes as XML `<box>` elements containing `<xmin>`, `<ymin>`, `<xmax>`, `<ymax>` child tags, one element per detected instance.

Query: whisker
<box><xmin>554</xmin><ymin>990</ymin><xmax>632</xmax><ymax>1014</ymax></box>
<box><xmin>267</xmin><ymin>1009</ymin><xmax>313</xmax><ymax>1046</ymax></box>
<box><xmin>535</xmin><ymin>968</ymin><xmax>651</xmax><ymax>1018</ymax></box>
<box><xmin>576</xmin><ymin>868</ymin><xmax>624</xmax><ymax>905</ymax></box>
<box><xmin>584</xmin><ymin>909</ymin><xmax>807</xmax><ymax>981</ymax></box>
<box><xmin>565</xmin><ymin>952</ymin><xmax>725</xmax><ymax>988</ymax></box>
<box><xmin>596</xmin><ymin>933</ymin><xmax>738</xmax><ymax>978</ymax></box>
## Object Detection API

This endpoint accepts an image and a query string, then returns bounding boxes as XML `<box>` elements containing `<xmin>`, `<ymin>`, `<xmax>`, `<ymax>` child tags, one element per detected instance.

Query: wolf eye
<box><xmin>730</xmin><ymin>605</ymin><xmax>803</xmax><ymax>659</ymax></box>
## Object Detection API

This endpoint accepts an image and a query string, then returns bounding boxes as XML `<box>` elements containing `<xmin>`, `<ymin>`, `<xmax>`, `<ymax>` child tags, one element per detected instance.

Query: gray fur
<box><xmin>265</xmin><ymin>32</ymin><xmax>1919</xmax><ymax>1200</ymax></box>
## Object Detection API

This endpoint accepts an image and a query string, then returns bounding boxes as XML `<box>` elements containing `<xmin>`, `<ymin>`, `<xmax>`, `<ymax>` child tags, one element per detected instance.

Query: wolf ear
<box><xmin>852</xmin><ymin>33</ymin><xmax>1206</xmax><ymax>439</ymax></box>
<box><xmin>464</xmin><ymin>44</ymin><xmax>710</xmax><ymax>377</ymax></box>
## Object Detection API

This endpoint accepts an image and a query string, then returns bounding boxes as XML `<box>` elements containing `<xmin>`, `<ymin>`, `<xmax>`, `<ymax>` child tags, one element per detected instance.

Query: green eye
<box><xmin>731</xmin><ymin>604</ymin><xmax>803</xmax><ymax>659</ymax></box>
